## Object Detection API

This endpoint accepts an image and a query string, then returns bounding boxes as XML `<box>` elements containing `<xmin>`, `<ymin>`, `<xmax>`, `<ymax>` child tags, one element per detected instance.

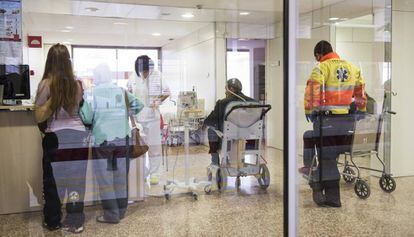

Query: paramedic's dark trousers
<box><xmin>305</xmin><ymin>114</ymin><xmax>354</xmax><ymax>203</ymax></box>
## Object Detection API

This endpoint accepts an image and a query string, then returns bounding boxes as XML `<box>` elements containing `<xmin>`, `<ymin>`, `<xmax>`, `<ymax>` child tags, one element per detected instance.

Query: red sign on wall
<box><xmin>28</xmin><ymin>36</ymin><xmax>42</xmax><ymax>48</ymax></box>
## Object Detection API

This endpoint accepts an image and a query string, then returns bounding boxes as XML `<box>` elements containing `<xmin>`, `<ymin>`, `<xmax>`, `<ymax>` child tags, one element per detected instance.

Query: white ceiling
<box><xmin>21</xmin><ymin>0</ymin><xmax>386</xmax><ymax>47</ymax></box>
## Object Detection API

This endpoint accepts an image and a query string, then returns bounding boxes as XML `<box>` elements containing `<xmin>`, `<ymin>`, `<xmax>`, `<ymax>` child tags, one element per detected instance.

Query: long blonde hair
<box><xmin>42</xmin><ymin>44</ymin><xmax>78</xmax><ymax>114</ymax></box>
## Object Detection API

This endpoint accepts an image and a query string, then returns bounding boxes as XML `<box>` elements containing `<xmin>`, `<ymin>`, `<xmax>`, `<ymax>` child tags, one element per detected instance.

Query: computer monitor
<box><xmin>0</xmin><ymin>65</ymin><xmax>31</xmax><ymax>101</ymax></box>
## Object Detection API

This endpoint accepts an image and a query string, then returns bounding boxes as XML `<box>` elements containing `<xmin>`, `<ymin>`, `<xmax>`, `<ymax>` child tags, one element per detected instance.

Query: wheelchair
<box><xmin>206</xmin><ymin>101</ymin><xmax>272</xmax><ymax>192</ymax></box>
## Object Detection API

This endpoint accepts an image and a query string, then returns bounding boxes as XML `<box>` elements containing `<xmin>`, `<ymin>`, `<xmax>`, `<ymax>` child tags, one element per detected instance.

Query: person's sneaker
<box><xmin>298</xmin><ymin>166</ymin><xmax>311</xmax><ymax>176</ymax></box>
<box><xmin>63</xmin><ymin>225</ymin><xmax>84</xmax><ymax>234</ymax></box>
<box><xmin>150</xmin><ymin>176</ymin><xmax>159</xmax><ymax>185</ymax></box>
<box><xmin>42</xmin><ymin>222</ymin><xmax>61</xmax><ymax>231</ymax></box>
<box><xmin>312</xmin><ymin>189</ymin><xmax>326</xmax><ymax>206</ymax></box>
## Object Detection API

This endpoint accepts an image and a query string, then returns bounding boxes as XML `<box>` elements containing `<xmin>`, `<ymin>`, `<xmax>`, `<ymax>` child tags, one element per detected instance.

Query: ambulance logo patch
<box><xmin>337</xmin><ymin>68</ymin><xmax>349</xmax><ymax>82</ymax></box>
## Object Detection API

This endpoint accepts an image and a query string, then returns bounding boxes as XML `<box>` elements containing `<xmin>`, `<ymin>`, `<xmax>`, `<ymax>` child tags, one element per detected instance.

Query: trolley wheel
<box><xmin>379</xmin><ymin>175</ymin><xmax>396</xmax><ymax>193</ymax></box>
<box><xmin>216</xmin><ymin>168</ymin><xmax>227</xmax><ymax>191</ymax></box>
<box><xmin>236</xmin><ymin>176</ymin><xmax>241</xmax><ymax>189</ymax></box>
<box><xmin>204</xmin><ymin>185</ymin><xmax>212</xmax><ymax>194</ymax></box>
<box><xmin>342</xmin><ymin>167</ymin><xmax>356</xmax><ymax>184</ymax></box>
<box><xmin>354</xmin><ymin>180</ymin><xmax>370</xmax><ymax>199</ymax></box>
<box><xmin>164</xmin><ymin>193</ymin><xmax>170</xmax><ymax>201</ymax></box>
<box><xmin>257</xmin><ymin>164</ymin><xmax>270</xmax><ymax>190</ymax></box>
<box><xmin>192</xmin><ymin>192</ymin><xmax>198</xmax><ymax>201</ymax></box>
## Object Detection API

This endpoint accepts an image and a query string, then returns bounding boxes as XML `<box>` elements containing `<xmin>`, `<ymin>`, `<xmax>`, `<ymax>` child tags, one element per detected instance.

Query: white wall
<box><xmin>266</xmin><ymin>36</ymin><xmax>283</xmax><ymax>149</ymax></box>
<box><xmin>390</xmin><ymin>0</ymin><xmax>414</xmax><ymax>176</ymax></box>
<box><xmin>162</xmin><ymin>24</ymin><xmax>216</xmax><ymax>114</ymax></box>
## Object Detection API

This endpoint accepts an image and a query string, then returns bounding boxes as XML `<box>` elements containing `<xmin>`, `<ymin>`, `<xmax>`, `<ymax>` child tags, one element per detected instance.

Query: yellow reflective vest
<box><xmin>304</xmin><ymin>52</ymin><xmax>367</xmax><ymax>115</ymax></box>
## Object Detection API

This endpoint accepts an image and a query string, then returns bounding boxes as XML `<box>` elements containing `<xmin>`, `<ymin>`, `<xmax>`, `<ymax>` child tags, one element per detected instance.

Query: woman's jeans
<box><xmin>42</xmin><ymin>129</ymin><xmax>88</xmax><ymax>227</ymax></box>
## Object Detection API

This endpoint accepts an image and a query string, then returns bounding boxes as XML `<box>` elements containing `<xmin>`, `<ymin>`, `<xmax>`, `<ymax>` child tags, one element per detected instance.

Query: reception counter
<box><xmin>0</xmin><ymin>106</ymin><xmax>144</xmax><ymax>215</ymax></box>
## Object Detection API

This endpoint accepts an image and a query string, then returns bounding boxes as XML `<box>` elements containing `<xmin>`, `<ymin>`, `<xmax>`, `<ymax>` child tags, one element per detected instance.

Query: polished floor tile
<box><xmin>0</xmin><ymin>147</ymin><xmax>413</xmax><ymax>236</ymax></box>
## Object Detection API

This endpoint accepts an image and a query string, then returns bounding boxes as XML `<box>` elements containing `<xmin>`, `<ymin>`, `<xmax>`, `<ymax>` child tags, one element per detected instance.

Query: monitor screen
<box><xmin>0</xmin><ymin>65</ymin><xmax>30</xmax><ymax>100</ymax></box>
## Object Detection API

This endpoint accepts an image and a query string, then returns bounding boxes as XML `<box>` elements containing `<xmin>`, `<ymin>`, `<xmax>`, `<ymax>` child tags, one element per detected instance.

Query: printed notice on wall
<box><xmin>0</xmin><ymin>0</ymin><xmax>22</xmax><ymax>64</ymax></box>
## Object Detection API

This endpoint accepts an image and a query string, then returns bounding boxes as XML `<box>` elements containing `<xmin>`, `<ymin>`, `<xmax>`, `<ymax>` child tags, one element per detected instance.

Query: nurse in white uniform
<box><xmin>128</xmin><ymin>55</ymin><xmax>169</xmax><ymax>185</ymax></box>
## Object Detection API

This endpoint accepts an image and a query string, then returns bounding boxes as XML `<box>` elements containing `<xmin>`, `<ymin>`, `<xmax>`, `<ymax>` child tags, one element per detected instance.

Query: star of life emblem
<box><xmin>337</xmin><ymin>68</ymin><xmax>349</xmax><ymax>82</ymax></box>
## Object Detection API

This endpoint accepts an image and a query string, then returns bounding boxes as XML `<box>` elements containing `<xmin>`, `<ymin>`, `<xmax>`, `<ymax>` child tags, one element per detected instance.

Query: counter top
<box><xmin>0</xmin><ymin>105</ymin><xmax>35</xmax><ymax>111</ymax></box>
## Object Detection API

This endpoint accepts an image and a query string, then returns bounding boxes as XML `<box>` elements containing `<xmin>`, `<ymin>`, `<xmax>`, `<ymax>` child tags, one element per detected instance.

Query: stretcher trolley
<box><xmin>338</xmin><ymin>110</ymin><xmax>397</xmax><ymax>199</ymax></box>
<box><xmin>305</xmin><ymin>110</ymin><xmax>397</xmax><ymax>199</ymax></box>
<box><xmin>206</xmin><ymin>101</ymin><xmax>272</xmax><ymax>192</ymax></box>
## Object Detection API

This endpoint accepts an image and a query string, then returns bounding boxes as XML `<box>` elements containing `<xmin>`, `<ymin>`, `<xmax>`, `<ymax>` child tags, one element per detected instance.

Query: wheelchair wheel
<box><xmin>342</xmin><ymin>167</ymin><xmax>356</xmax><ymax>184</ymax></box>
<box><xmin>207</xmin><ymin>169</ymin><xmax>213</xmax><ymax>182</ymax></box>
<box><xmin>354</xmin><ymin>180</ymin><xmax>370</xmax><ymax>199</ymax></box>
<box><xmin>257</xmin><ymin>164</ymin><xmax>270</xmax><ymax>190</ymax></box>
<box><xmin>379</xmin><ymin>175</ymin><xmax>396</xmax><ymax>193</ymax></box>
<box><xmin>216</xmin><ymin>168</ymin><xmax>227</xmax><ymax>191</ymax></box>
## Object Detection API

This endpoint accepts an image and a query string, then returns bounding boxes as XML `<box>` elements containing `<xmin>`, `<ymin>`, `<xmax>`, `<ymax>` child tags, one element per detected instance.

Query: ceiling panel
<box><xmin>23</xmin><ymin>12</ymin><xmax>209</xmax><ymax>47</ymax></box>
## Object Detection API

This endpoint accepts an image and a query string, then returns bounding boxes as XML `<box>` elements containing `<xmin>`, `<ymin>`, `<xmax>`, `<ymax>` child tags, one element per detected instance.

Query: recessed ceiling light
<box><xmin>238</xmin><ymin>38</ymin><xmax>248</xmax><ymax>41</ymax></box>
<box><xmin>60</xmin><ymin>29</ymin><xmax>71</xmax><ymax>33</ymax></box>
<box><xmin>152</xmin><ymin>33</ymin><xmax>161</xmax><ymax>36</ymax></box>
<box><xmin>114</xmin><ymin>22</ymin><xmax>128</xmax><ymax>25</ymax></box>
<box><xmin>329</xmin><ymin>17</ymin><xmax>339</xmax><ymax>21</ymax></box>
<box><xmin>161</xmin><ymin>13</ymin><xmax>171</xmax><ymax>16</ymax></box>
<box><xmin>85</xmin><ymin>7</ymin><xmax>99</xmax><ymax>12</ymax></box>
<box><xmin>239</xmin><ymin>12</ymin><xmax>250</xmax><ymax>16</ymax></box>
<box><xmin>181</xmin><ymin>13</ymin><xmax>194</xmax><ymax>18</ymax></box>
<box><xmin>65</xmin><ymin>26</ymin><xmax>74</xmax><ymax>30</ymax></box>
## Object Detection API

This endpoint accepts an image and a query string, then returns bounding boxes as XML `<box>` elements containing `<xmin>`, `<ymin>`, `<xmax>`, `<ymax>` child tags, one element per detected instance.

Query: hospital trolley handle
<box><xmin>224</xmin><ymin>104</ymin><xmax>272</xmax><ymax>121</ymax></box>
<box><xmin>385</xmin><ymin>110</ymin><xmax>396</xmax><ymax>115</ymax></box>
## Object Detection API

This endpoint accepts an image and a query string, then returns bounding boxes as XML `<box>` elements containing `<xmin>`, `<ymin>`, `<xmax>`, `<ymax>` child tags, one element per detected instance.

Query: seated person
<box><xmin>204</xmin><ymin>78</ymin><xmax>255</xmax><ymax>166</ymax></box>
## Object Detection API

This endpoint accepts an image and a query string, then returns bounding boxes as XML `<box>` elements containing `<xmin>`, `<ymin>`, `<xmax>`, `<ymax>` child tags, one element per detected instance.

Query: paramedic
<box><xmin>300</xmin><ymin>40</ymin><xmax>367</xmax><ymax>207</ymax></box>
<box><xmin>204</xmin><ymin>78</ymin><xmax>255</xmax><ymax>166</ymax></box>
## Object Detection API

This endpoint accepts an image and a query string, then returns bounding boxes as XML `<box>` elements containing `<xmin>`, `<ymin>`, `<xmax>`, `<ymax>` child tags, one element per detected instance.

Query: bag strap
<box><xmin>124</xmin><ymin>90</ymin><xmax>137</xmax><ymax>128</ymax></box>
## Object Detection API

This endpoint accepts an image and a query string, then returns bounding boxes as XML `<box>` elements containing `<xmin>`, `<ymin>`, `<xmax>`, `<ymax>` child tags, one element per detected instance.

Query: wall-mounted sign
<box><xmin>28</xmin><ymin>35</ymin><xmax>42</xmax><ymax>48</ymax></box>
<box><xmin>0</xmin><ymin>0</ymin><xmax>22</xmax><ymax>64</ymax></box>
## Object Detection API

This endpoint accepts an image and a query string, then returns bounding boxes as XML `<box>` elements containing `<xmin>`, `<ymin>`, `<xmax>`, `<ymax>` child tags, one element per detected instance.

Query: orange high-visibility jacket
<box><xmin>304</xmin><ymin>52</ymin><xmax>367</xmax><ymax>115</ymax></box>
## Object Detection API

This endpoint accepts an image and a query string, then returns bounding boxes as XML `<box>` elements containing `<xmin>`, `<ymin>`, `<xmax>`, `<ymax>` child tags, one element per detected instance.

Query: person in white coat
<box><xmin>127</xmin><ymin>55</ymin><xmax>169</xmax><ymax>185</ymax></box>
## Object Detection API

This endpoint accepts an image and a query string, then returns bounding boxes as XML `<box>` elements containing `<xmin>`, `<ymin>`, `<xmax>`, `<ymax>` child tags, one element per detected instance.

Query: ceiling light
<box><xmin>161</xmin><ymin>13</ymin><xmax>171</xmax><ymax>16</ymax></box>
<box><xmin>239</xmin><ymin>12</ymin><xmax>250</xmax><ymax>16</ymax></box>
<box><xmin>65</xmin><ymin>26</ymin><xmax>74</xmax><ymax>30</ymax></box>
<box><xmin>60</xmin><ymin>30</ymin><xmax>71</xmax><ymax>33</ymax></box>
<box><xmin>329</xmin><ymin>17</ymin><xmax>339</xmax><ymax>21</ymax></box>
<box><xmin>152</xmin><ymin>33</ymin><xmax>161</xmax><ymax>36</ymax></box>
<box><xmin>181</xmin><ymin>13</ymin><xmax>194</xmax><ymax>18</ymax></box>
<box><xmin>238</xmin><ymin>38</ymin><xmax>248</xmax><ymax>41</ymax></box>
<box><xmin>85</xmin><ymin>7</ymin><xmax>99</xmax><ymax>12</ymax></box>
<box><xmin>114</xmin><ymin>22</ymin><xmax>128</xmax><ymax>25</ymax></box>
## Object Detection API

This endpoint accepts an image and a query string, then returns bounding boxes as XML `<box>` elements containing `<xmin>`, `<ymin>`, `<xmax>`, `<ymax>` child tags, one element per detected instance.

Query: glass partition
<box><xmin>295</xmin><ymin>0</ymin><xmax>414</xmax><ymax>235</ymax></box>
<box><xmin>0</xmin><ymin>0</ymin><xmax>285</xmax><ymax>236</ymax></box>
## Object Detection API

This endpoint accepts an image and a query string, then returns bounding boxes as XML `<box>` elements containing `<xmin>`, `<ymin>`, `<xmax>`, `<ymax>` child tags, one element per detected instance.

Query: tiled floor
<box><xmin>0</xmin><ymin>147</ymin><xmax>413</xmax><ymax>236</ymax></box>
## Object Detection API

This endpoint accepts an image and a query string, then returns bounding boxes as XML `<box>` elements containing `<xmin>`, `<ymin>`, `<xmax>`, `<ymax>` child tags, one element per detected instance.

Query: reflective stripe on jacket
<box><xmin>304</xmin><ymin>52</ymin><xmax>367</xmax><ymax>115</ymax></box>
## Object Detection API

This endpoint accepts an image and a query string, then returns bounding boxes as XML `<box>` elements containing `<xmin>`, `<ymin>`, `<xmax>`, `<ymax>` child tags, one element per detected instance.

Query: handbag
<box><xmin>125</xmin><ymin>91</ymin><xmax>149</xmax><ymax>159</ymax></box>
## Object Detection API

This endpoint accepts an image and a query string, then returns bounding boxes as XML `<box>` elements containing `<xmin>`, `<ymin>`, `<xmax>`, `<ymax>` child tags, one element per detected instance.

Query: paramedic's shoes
<box><xmin>323</xmin><ymin>201</ymin><xmax>342</xmax><ymax>208</ymax></box>
<box><xmin>150</xmin><ymin>176</ymin><xmax>159</xmax><ymax>185</ymax></box>
<box><xmin>312</xmin><ymin>189</ymin><xmax>326</xmax><ymax>206</ymax></box>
